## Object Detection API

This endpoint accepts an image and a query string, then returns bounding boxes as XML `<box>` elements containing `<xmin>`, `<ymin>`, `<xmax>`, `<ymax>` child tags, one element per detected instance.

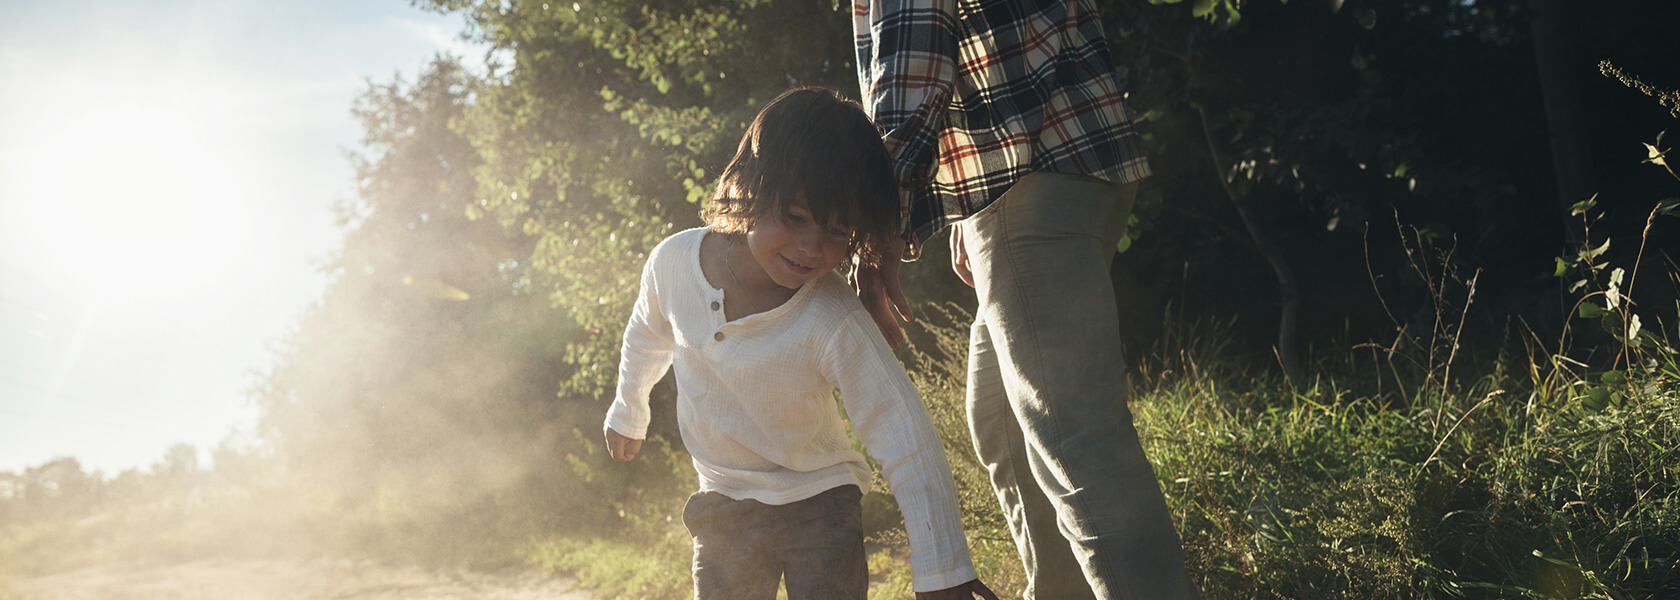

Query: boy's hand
<box><xmin>915</xmin><ymin>579</ymin><xmax>1000</xmax><ymax>600</ymax></box>
<box><xmin>605</xmin><ymin>428</ymin><xmax>642</xmax><ymax>461</ymax></box>
<box><xmin>850</xmin><ymin>237</ymin><xmax>912</xmax><ymax>349</ymax></box>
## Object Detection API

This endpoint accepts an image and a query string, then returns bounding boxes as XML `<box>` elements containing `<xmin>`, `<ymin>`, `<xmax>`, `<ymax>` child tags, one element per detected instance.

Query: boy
<box><xmin>604</xmin><ymin>87</ymin><xmax>997</xmax><ymax>600</ymax></box>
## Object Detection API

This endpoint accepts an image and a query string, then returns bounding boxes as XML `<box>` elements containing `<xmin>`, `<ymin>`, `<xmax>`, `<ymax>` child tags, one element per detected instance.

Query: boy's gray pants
<box><xmin>683</xmin><ymin>484</ymin><xmax>865</xmax><ymax>600</ymax></box>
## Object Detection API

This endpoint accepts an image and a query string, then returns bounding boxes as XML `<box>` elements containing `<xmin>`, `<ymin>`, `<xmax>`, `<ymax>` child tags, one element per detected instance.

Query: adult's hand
<box><xmin>950</xmin><ymin>224</ymin><xmax>974</xmax><ymax>288</ymax></box>
<box><xmin>605</xmin><ymin>428</ymin><xmax>642</xmax><ymax>462</ymax></box>
<box><xmin>850</xmin><ymin>237</ymin><xmax>913</xmax><ymax>349</ymax></box>
<box><xmin>915</xmin><ymin>579</ymin><xmax>1001</xmax><ymax>600</ymax></box>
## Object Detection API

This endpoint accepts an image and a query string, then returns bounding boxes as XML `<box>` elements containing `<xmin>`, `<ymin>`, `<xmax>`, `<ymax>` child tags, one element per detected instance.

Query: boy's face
<box><xmin>746</xmin><ymin>196</ymin><xmax>853</xmax><ymax>290</ymax></box>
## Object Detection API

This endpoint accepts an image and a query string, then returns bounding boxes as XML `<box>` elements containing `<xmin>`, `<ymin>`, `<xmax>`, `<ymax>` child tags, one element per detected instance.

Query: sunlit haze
<box><xmin>0</xmin><ymin>0</ymin><xmax>481</xmax><ymax>474</ymax></box>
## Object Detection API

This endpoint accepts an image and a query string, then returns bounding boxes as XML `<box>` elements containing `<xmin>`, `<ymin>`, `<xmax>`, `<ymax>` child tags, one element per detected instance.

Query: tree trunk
<box><xmin>1530</xmin><ymin>0</ymin><xmax>1595</xmax><ymax>227</ymax></box>
<box><xmin>1196</xmin><ymin>107</ymin><xmax>1305</xmax><ymax>381</ymax></box>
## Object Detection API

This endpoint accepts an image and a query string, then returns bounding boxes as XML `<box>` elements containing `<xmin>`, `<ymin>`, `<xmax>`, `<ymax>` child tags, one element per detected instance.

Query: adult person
<box><xmin>850</xmin><ymin>1</ymin><xmax>1200</xmax><ymax>598</ymax></box>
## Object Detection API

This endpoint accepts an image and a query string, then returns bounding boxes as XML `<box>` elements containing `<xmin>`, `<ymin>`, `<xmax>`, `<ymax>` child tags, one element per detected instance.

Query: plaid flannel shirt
<box><xmin>854</xmin><ymin>0</ymin><xmax>1151</xmax><ymax>258</ymax></box>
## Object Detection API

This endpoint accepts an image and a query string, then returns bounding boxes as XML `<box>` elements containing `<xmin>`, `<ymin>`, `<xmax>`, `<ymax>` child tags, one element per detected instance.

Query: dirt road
<box><xmin>7</xmin><ymin>558</ymin><xmax>595</xmax><ymax>600</ymax></box>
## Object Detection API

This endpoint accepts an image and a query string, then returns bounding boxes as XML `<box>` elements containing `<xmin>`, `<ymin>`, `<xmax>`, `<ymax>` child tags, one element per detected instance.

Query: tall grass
<box><xmin>1121</xmin><ymin>173</ymin><xmax>1680</xmax><ymax>598</ymax></box>
<box><xmin>1132</xmin><ymin>346</ymin><xmax>1679</xmax><ymax>598</ymax></box>
<box><xmin>520</xmin><ymin>230</ymin><xmax>1680</xmax><ymax>599</ymax></box>
<box><xmin>8</xmin><ymin>280</ymin><xmax>1673</xmax><ymax>600</ymax></box>
<box><xmin>8</xmin><ymin>167</ymin><xmax>1674</xmax><ymax>600</ymax></box>
<box><xmin>860</xmin><ymin>153</ymin><xmax>1680</xmax><ymax>598</ymax></box>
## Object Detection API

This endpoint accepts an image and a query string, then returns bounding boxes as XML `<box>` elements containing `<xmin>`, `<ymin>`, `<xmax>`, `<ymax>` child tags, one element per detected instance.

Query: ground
<box><xmin>7</xmin><ymin>558</ymin><xmax>594</xmax><ymax>600</ymax></box>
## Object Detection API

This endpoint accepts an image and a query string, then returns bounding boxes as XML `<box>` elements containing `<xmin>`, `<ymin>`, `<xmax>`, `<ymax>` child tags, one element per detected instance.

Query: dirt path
<box><xmin>7</xmin><ymin>558</ymin><xmax>596</xmax><ymax>600</ymax></box>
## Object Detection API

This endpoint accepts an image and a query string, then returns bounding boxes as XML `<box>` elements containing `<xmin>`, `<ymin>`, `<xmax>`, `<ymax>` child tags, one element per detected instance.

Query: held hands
<box><xmin>849</xmin><ymin>237</ymin><xmax>913</xmax><ymax>349</ymax></box>
<box><xmin>605</xmin><ymin>428</ymin><xmax>642</xmax><ymax>462</ymax></box>
<box><xmin>916</xmin><ymin>579</ymin><xmax>1001</xmax><ymax>600</ymax></box>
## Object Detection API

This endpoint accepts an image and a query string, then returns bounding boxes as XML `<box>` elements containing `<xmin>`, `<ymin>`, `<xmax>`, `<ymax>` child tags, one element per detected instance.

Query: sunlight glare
<box><xmin>9</xmin><ymin>89</ymin><xmax>257</xmax><ymax>304</ymax></box>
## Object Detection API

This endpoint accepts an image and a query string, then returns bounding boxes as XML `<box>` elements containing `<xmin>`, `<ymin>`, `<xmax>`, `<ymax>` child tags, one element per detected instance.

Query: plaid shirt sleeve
<box><xmin>856</xmin><ymin>0</ymin><xmax>1152</xmax><ymax>257</ymax></box>
<box><xmin>854</xmin><ymin>0</ymin><xmax>960</xmax><ymax>251</ymax></box>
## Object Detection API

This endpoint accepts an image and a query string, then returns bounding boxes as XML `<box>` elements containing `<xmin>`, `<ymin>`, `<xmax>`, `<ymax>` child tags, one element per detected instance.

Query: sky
<box><xmin>0</xmin><ymin>0</ymin><xmax>482</xmax><ymax>474</ymax></box>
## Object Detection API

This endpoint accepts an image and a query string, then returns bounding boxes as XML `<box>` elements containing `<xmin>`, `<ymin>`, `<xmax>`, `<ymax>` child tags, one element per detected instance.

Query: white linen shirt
<box><xmin>605</xmin><ymin>227</ymin><xmax>977</xmax><ymax>591</ymax></box>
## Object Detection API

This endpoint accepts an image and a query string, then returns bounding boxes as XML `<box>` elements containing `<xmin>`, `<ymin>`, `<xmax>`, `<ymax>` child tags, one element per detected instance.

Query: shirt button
<box><xmin>710</xmin><ymin>301</ymin><xmax>720</xmax><ymax>311</ymax></box>
<box><xmin>714</xmin><ymin>332</ymin><xmax>725</xmax><ymax>342</ymax></box>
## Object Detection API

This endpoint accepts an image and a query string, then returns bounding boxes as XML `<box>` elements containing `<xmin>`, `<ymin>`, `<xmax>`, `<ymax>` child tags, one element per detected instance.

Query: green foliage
<box><xmin>564</xmin><ymin>431</ymin><xmax>692</xmax><ymax>538</ymax></box>
<box><xmin>1111</xmin><ymin>0</ymin><xmax>1421</xmax><ymax>242</ymax></box>
<box><xmin>11</xmin><ymin>4</ymin><xmax>1680</xmax><ymax>600</ymax></box>
<box><xmin>901</xmin><ymin>303</ymin><xmax>1010</xmax><ymax>541</ymax></box>
<box><xmin>528</xmin><ymin>536</ymin><xmax>690</xmax><ymax>600</ymax></box>
<box><xmin>1125</xmin><ymin>339</ymin><xmax>1680</xmax><ymax>598</ymax></box>
<box><xmin>242</xmin><ymin>56</ymin><xmax>596</xmax><ymax>565</ymax></box>
<box><xmin>0</xmin><ymin>447</ymin><xmax>330</xmax><ymax>574</ymax></box>
<box><xmin>528</xmin><ymin>433</ymin><xmax>692</xmax><ymax>599</ymax></box>
<box><xmin>1148</xmin><ymin>0</ymin><xmax>1244</xmax><ymax>27</ymax></box>
<box><xmin>1102</xmin><ymin>133</ymin><xmax>1680</xmax><ymax>597</ymax></box>
<box><xmin>1601</xmin><ymin>60</ymin><xmax>1680</xmax><ymax>119</ymax></box>
<box><xmin>863</xmin><ymin>302</ymin><xmax>1031</xmax><ymax>596</ymax></box>
<box><xmin>855</xmin><ymin>230</ymin><xmax>1680</xmax><ymax>598</ymax></box>
<box><xmin>422</xmin><ymin>0</ymin><xmax>853</xmax><ymax>398</ymax></box>
<box><xmin>1551</xmin><ymin>136</ymin><xmax>1680</xmax><ymax>400</ymax></box>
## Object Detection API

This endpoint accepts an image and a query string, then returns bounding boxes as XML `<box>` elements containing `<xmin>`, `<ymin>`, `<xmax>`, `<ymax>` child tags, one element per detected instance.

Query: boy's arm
<box><xmin>821</xmin><ymin>311</ymin><xmax>978</xmax><ymax>593</ymax></box>
<box><xmin>603</xmin><ymin>243</ymin><xmax>677</xmax><ymax>451</ymax></box>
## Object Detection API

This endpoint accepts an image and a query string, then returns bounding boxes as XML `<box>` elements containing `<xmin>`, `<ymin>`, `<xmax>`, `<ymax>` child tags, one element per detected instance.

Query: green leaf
<box><xmin>1644</xmin><ymin>142</ymin><xmax>1668</xmax><ymax>167</ymax></box>
<box><xmin>1554</xmin><ymin>354</ymin><xmax>1589</xmax><ymax>369</ymax></box>
<box><xmin>1657</xmin><ymin>198</ymin><xmax>1680</xmax><ymax>217</ymax></box>
<box><xmin>1636</xmin><ymin>328</ymin><xmax>1668</xmax><ymax>351</ymax></box>
<box><xmin>1554</xmin><ymin>256</ymin><xmax>1571</xmax><ymax>278</ymax></box>
<box><xmin>1606</xmin><ymin>268</ymin><xmax>1623</xmax><ymax>310</ymax></box>
<box><xmin>1577</xmin><ymin>303</ymin><xmax>1607</xmax><ymax>319</ymax></box>
<box><xmin>1355</xmin><ymin>7</ymin><xmax>1376</xmax><ymax>29</ymax></box>
<box><xmin>1570</xmin><ymin>196</ymin><xmax>1598</xmax><ymax>216</ymax></box>
<box><xmin>1600</xmin><ymin>314</ymin><xmax>1622</xmax><ymax>337</ymax></box>
<box><xmin>1583</xmin><ymin>386</ymin><xmax>1611</xmax><ymax>412</ymax></box>
<box><xmin>1193</xmin><ymin>0</ymin><xmax>1217</xmax><ymax>18</ymax></box>
<box><xmin>1583</xmin><ymin>238</ymin><xmax>1611</xmax><ymax>260</ymax></box>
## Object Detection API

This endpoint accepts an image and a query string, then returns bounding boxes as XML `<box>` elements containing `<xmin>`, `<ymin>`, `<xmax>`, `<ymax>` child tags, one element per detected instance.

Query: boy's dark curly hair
<box><xmin>701</xmin><ymin>87</ymin><xmax>900</xmax><ymax>268</ymax></box>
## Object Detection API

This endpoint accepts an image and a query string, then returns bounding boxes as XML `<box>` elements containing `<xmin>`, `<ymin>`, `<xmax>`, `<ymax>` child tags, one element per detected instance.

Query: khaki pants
<box><xmin>961</xmin><ymin>172</ymin><xmax>1198</xmax><ymax>600</ymax></box>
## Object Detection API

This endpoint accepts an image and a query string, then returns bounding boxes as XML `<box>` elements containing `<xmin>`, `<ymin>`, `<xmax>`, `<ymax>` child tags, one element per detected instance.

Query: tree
<box><xmin>251</xmin><ymin>57</ymin><xmax>581</xmax><ymax>554</ymax></box>
<box><xmin>415</xmin><ymin>0</ymin><xmax>856</xmax><ymax>400</ymax></box>
<box><xmin>1527</xmin><ymin>0</ymin><xmax>1595</xmax><ymax>223</ymax></box>
<box><xmin>1097</xmin><ymin>0</ymin><xmax>1615</xmax><ymax>382</ymax></box>
<box><xmin>9</xmin><ymin>457</ymin><xmax>98</xmax><ymax>522</ymax></box>
<box><xmin>151</xmin><ymin>443</ymin><xmax>204</xmax><ymax>497</ymax></box>
<box><xmin>405</xmin><ymin>0</ymin><xmax>1677</xmax><ymax>398</ymax></box>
